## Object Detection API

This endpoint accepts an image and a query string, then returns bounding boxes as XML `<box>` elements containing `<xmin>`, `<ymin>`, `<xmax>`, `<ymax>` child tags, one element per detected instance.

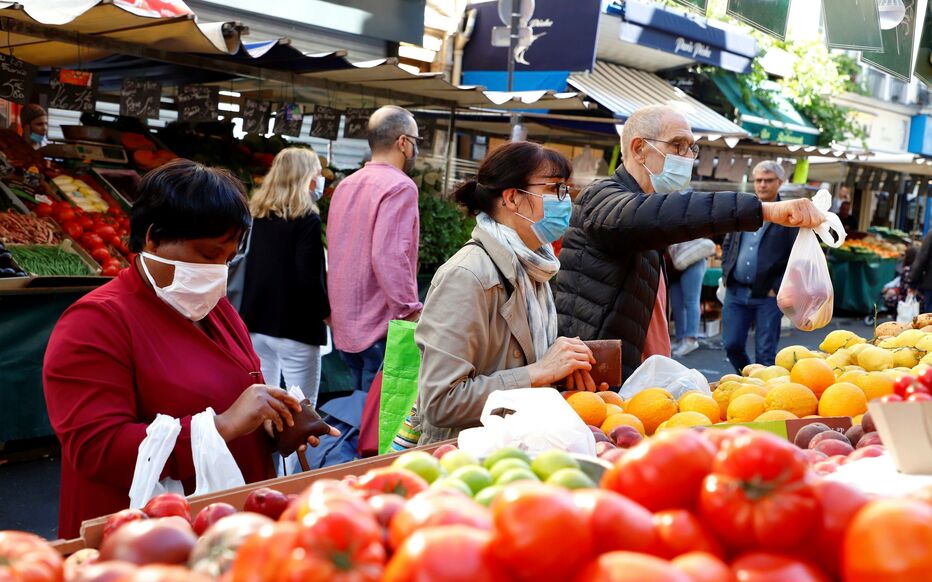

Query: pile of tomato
<box><xmin>35</xmin><ymin>202</ymin><xmax>131</xmax><ymax>276</ymax></box>
<box><xmin>3</xmin><ymin>427</ymin><xmax>932</xmax><ymax>582</ymax></box>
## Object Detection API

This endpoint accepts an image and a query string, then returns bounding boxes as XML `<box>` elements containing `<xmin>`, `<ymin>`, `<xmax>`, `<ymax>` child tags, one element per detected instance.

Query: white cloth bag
<box><xmin>129</xmin><ymin>409</ymin><xmax>245</xmax><ymax>509</ymax></box>
<box><xmin>457</xmin><ymin>388</ymin><xmax>596</xmax><ymax>459</ymax></box>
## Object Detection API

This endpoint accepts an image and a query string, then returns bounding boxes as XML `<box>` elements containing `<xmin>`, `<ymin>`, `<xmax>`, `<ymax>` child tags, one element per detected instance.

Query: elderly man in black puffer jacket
<box><xmin>554</xmin><ymin>105</ymin><xmax>824</xmax><ymax>380</ymax></box>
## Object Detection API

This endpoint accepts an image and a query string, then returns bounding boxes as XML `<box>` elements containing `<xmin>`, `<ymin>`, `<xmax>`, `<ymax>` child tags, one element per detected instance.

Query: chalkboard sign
<box><xmin>177</xmin><ymin>85</ymin><xmax>219</xmax><ymax>122</ymax></box>
<box><xmin>310</xmin><ymin>105</ymin><xmax>340</xmax><ymax>140</ymax></box>
<box><xmin>120</xmin><ymin>78</ymin><xmax>161</xmax><ymax>119</ymax></box>
<box><xmin>273</xmin><ymin>103</ymin><xmax>303</xmax><ymax>137</ymax></box>
<box><xmin>0</xmin><ymin>53</ymin><xmax>35</xmax><ymax>106</ymax></box>
<box><xmin>49</xmin><ymin>68</ymin><xmax>97</xmax><ymax>112</ymax></box>
<box><xmin>242</xmin><ymin>99</ymin><xmax>270</xmax><ymax>134</ymax></box>
<box><xmin>343</xmin><ymin>108</ymin><xmax>373</xmax><ymax>140</ymax></box>
<box><xmin>415</xmin><ymin>116</ymin><xmax>437</xmax><ymax>151</ymax></box>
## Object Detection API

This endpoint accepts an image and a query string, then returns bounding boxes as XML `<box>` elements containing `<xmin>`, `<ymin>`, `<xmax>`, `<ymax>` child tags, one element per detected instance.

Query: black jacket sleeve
<box><xmin>580</xmin><ymin>184</ymin><xmax>765</xmax><ymax>253</ymax></box>
<box><xmin>295</xmin><ymin>214</ymin><xmax>330</xmax><ymax>319</ymax></box>
<box><xmin>910</xmin><ymin>232</ymin><xmax>932</xmax><ymax>288</ymax></box>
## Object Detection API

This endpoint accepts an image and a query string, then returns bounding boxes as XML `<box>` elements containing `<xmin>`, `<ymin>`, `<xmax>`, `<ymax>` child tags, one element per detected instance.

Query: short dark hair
<box><xmin>129</xmin><ymin>158</ymin><xmax>251</xmax><ymax>252</ymax></box>
<box><xmin>453</xmin><ymin>141</ymin><xmax>572</xmax><ymax>216</ymax></box>
<box><xmin>367</xmin><ymin>105</ymin><xmax>414</xmax><ymax>153</ymax></box>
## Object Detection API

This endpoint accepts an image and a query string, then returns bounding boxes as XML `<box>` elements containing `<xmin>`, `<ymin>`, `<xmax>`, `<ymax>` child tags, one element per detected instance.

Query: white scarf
<box><xmin>476</xmin><ymin>212</ymin><xmax>560</xmax><ymax>360</ymax></box>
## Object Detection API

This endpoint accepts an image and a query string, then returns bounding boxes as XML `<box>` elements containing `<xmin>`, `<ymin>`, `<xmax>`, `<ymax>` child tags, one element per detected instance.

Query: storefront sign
<box><xmin>415</xmin><ymin>116</ymin><xmax>436</xmax><ymax>151</ymax></box>
<box><xmin>726</xmin><ymin>0</ymin><xmax>790</xmax><ymax>41</ymax></box>
<box><xmin>273</xmin><ymin>103</ymin><xmax>303</xmax><ymax>137</ymax></box>
<box><xmin>674</xmin><ymin>37</ymin><xmax>713</xmax><ymax>59</ymax></box>
<box><xmin>822</xmin><ymin>0</ymin><xmax>884</xmax><ymax>51</ymax></box>
<box><xmin>0</xmin><ymin>53</ymin><xmax>35</xmax><ymax>106</ymax></box>
<box><xmin>748</xmin><ymin>123</ymin><xmax>814</xmax><ymax>146</ymax></box>
<box><xmin>916</xmin><ymin>0</ymin><xmax>932</xmax><ymax>86</ymax></box>
<box><xmin>310</xmin><ymin>105</ymin><xmax>341</xmax><ymax>141</ymax></box>
<box><xmin>862</xmin><ymin>0</ymin><xmax>918</xmax><ymax>82</ymax></box>
<box><xmin>176</xmin><ymin>85</ymin><xmax>218</xmax><ymax>122</ymax></box>
<box><xmin>49</xmin><ymin>69</ymin><xmax>97</xmax><ymax>112</ymax></box>
<box><xmin>241</xmin><ymin>99</ymin><xmax>270</xmax><ymax>134</ymax></box>
<box><xmin>343</xmin><ymin>108</ymin><xmax>373</xmax><ymax>140</ymax></box>
<box><xmin>120</xmin><ymin>78</ymin><xmax>161</xmax><ymax>120</ymax></box>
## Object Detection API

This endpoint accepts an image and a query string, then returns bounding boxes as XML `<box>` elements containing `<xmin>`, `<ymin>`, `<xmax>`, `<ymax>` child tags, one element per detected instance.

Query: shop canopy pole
<box><xmin>443</xmin><ymin>105</ymin><xmax>457</xmax><ymax>197</ymax></box>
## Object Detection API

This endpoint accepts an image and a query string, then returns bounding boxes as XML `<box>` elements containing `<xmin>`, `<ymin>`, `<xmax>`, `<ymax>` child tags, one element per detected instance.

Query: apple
<box><xmin>794</xmin><ymin>423</ymin><xmax>831</xmax><ymax>449</ymax></box>
<box><xmin>99</xmin><ymin>517</ymin><xmax>196</xmax><ymax>565</ymax></box>
<box><xmin>844</xmin><ymin>445</ymin><xmax>885</xmax><ymax>464</ymax></box>
<box><xmin>908</xmin><ymin>393</ymin><xmax>932</xmax><ymax>402</ymax></box>
<box><xmin>808</xmin><ymin>430</ymin><xmax>850</xmax><ymax>450</ymax></box>
<box><xmin>243</xmin><ymin>487</ymin><xmax>289</xmax><ymax>520</ymax></box>
<box><xmin>609</xmin><ymin>425</ymin><xmax>643</xmax><ymax>449</ymax></box>
<box><xmin>845</xmin><ymin>425</ymin><xmax>865</xmax><ymax>448</ymax></box>
<box><xmin>595</xmin><ymin>441</ymin><xmax>617</xmax><ymax>457</ymax></box>
<box><xmin>803</xmin><ymin>449</ymin><xmax>829</xmax><ymax>465</ymax></box>
<box><xmin>813</xmin><ymin>439</ymin><xmax>855</xmax><ymax>457</ymax></box>
<box><xmin>431</xmin><ymin>443</ymin><xmax>458</xmax><ymax>459</ymax></box>
<box><xmin>143</xmin><ymin>493</ymin><xmax>191</xmax><ymax>523</ymax></box>
<box><xmin>103</xmin><ymin>509</ymin><xmax>148</xmax><ymax>541</ymax></box>
<box><xmin>192</xmin><ymin>503</ymin><xmax>237</xmax><ymax>536</ymax></box>
<box><xmin>861</xmin><ymin>412</ymin><xmax>876</xmax><ymax>434</ymax></box>
<box><xmin>857</xmin><ymin>431</ymin><xmax>883</xmax><ymax>448</ymax></box>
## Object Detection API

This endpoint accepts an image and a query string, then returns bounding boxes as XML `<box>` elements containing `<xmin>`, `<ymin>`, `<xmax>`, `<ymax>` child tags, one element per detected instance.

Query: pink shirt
<box><xmin>642</xmin><ymin>274</ymin><xmax>671</xmax><ymax>361</ymax></box>
<box><xmin>327</xmin><ymin>162</ymin><xmax>422</xmax><ymax>353</ymax></box>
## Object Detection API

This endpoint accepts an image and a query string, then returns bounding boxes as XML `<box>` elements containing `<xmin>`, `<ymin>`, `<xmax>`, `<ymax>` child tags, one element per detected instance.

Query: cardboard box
<box><xmin>710</xmin><ymin>416</ymin><xmax>852</xmax><ymax>442</ymax></box>
<box><xmin>868</xmin><ymin>401</ymin><xmax>932</xmax><ymax>475</ymax></box>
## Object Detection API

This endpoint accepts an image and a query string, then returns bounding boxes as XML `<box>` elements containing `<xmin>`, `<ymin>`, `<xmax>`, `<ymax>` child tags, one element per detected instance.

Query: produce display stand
<box><xmin>50</xmin><ymin>440</ymin><xmax>451</xmax><ymax>555</ymax></box>
<box><xmin>827</xmin><ymin>250</ymin><xmax>897</xmax><ymax>314</ymax></box>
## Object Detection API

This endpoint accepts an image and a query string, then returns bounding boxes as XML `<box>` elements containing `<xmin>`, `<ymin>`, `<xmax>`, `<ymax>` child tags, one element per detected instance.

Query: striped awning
<box><xmin>568</xmin><ymin>61</ymin><xmax>748</xmax><ymax>138</ymax></box>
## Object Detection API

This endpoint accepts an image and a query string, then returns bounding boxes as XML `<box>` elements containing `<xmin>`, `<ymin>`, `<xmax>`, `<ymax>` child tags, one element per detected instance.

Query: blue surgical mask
<box><xmin>30</xmin><ymin>132</ymin><xmax>45</xmax><ymax>145</ymax></box>
<box><xmin>514</xmin><ymin>191</ymin><xmax>573</xmax><ymax>245</ymax></box>
<box><xmin>642</xmin><ymin>142</ymin><xmax>693</xmax><ymax>193</ymax></box>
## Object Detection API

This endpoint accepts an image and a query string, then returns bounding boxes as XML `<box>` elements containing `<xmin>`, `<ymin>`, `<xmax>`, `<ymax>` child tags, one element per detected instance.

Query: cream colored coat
<box><xmin>415</xmin><ymin>226</ymin><xmax>538</xmax><ymax>444</ymax></box>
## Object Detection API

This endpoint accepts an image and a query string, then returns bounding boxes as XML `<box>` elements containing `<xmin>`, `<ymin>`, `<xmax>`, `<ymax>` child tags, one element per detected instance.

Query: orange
<box><xmin>790</xmin><ymin>358</ymin><xmax>836</xmax><ymax>397</ymax></box>
<box><xmin>754</xmin><ymin>410</ymin><xmax>799</xmax><ymax>422</ymax></box>
<box><xmin>764</xmin><ymin>383</ymin><xmax>819</xmax><ymax>417</ymax></box>
<box><xmin>665</xmin><ymin>411</ymin><xmax>713</xmax><ymax>428</ymax></box>
<box><xmin>678</xmin><ymin>392</ymin><xmax>721</xmax><ymax>423</ymax></box>
<box><xmin>727</xmin><ymin>393</ymin><xmax>766</xmax><ymax>423</ymax></box>
<box><xmin>625</xmin><ymin>388</ymin><xmax>678</xmax><ymax>435</ymax></box>
<box><xmin>567</xmin><ymin>391</ymin><xmax>607</xmax><ymax>427</ymax></box>
<box><xmin>597</xmin><ymin>391</ymin><xmax>625</xmax><ymax>408</ymax></box>
<box><xmin>730</xmin><ymin>384</ymin><xmax>768</xmax><ymax>401</ymax></box>
<box><xmin>562</xmin><ymin>390</ymin><xmax>584</xmax><ymax>400</ymax></box>
<box><xmin>854</xmin><ymin>372</ymin><xmax>895</xmax><ymax>401</ymax></box>
<box><xmin>818</xmin><ymin>382</ymin><xmax>868</xmax><ymax>417</ymax></box>
<box><xmin>601</xmin><ymin>412</ymin><xmax>645</xmax><ymax>436</ymax></box>
<box><xmin>713</xmin><ymin>382</ymin><xmax>742</xmax><ymax>420</ymax></box>
<box><xmin>605</xmin><ymin>403</ymin><xmax>623</xmax><ymax>417</ymax></box>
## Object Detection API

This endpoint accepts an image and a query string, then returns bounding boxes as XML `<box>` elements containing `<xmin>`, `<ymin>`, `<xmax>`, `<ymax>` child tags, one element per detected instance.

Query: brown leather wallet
<box><xmin>585</xmin><ymin>339</ymin><xmax>623</xmax><ymax>388</ymax></box>
<box><xmin>273</xmin><ymin>399</ymin><xmax>332</xmax><ymax>457</ymax></box>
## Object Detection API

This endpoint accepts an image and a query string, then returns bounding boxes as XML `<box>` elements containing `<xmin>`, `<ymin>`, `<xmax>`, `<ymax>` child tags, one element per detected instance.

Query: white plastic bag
<box><xmin>192</xmin><ymin>408</ymin><xmax>245</xmax><ymax>496</ymax></box>
<box><xmin>620</xmin><ymin>355</ymin><xmax>711</xmax><ymax>400</ymax></box>
<box><xmin>897</xmin><ymin>295</ymin><xmax>920</xmax><ymax>325</ymax></box>
<box><xmin>129</xmin><ymin>414</ymin><xmax>184</xmax><ymax>509</ymax></box>
<box><xmin>457</xmin><ymin>388</ymin><xmax>596</xmax><ymax>459</ymax></box>
<box><xmin>776</xmin><ymin>189</ymin><xmax>846</xmax><ymax>331</ymax></box>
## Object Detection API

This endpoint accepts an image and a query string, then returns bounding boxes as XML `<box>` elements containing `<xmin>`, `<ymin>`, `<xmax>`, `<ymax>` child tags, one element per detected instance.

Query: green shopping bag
<box><xmin>378</xmin><ymin>320</ymin><xmax>421</xmax><ymax>454</ymax></box>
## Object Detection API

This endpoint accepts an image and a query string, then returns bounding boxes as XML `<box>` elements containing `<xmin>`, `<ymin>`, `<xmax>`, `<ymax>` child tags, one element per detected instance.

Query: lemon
<box><xmin>857</xmin><ymin>346</ymin><xmax>895</xmax><ymax>371</ymax></box>
<box><xmin>820</xmin><ymin>330</ymin><xmax>865</xmax><ymax>353</ymax></box>
<box><xmin>751</xmin><ymin>366</ymin><xmax>791</xmax><ymax>381</ymax></box>
<box><xmin>895</xmin><ymin>329</ymin><xmax>926</xmax><ymax>348</ymax></box>
<box><xmin>775</xmin><ymin>345</ymin><xmax>816</xmax><ymax>371</ymax></box>
<box><xmin>893</xmin><ymin>348</ymin><xmax>921</xmax><ymax>368</ymax></box>
<box><xmin>825</xmin><ymin>348</ymin><xmax>853</xmax><ymax>370</ymax></box>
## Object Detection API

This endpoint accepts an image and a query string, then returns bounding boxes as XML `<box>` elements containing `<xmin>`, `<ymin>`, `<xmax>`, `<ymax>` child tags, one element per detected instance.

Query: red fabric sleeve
<box><xmin>43</xmin><ymin>301</ymin><xmax>196</xmax><ymax>490</ymax></box>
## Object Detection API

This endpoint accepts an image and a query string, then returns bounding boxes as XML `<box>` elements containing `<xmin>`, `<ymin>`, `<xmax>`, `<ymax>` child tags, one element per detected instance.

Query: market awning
<box><xmin>709</xmin><ymin>72</ymin><xmax>820</xmax><ymax>147</ymax></box>
<box><xmin>567</xmin><ymin>61</ymin><xmax>748</xmax><ymax>138</ymax></box>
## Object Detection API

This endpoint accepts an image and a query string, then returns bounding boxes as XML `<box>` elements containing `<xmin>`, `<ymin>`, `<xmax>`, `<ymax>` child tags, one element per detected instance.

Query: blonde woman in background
<box><xmin>239</xmin><ymin>147</ymin><xmax>330</xmax><ymax>409</ymax></box>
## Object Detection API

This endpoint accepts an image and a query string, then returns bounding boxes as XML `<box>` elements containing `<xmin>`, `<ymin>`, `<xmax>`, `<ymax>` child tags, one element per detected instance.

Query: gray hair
<box><xmin>752</xmin><ymin>160</ymin><xmax>786</xmax><ymax>182</ymax></box>
<box><xmin>367</xmin><ymin>105</ymin><xmax>415</xmax><ymax>153</ymax></box>
<box><xmin>620</xmin><ymin>104</ymin><xmax>683</xmax><ymax>159</ymax></box>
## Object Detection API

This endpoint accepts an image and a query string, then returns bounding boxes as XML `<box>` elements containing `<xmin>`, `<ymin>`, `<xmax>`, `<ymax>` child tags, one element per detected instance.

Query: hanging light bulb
<box><xmin>878</xmin><ymin>0</ymin><xmax>906</xmax><ymax>30</ymax></box>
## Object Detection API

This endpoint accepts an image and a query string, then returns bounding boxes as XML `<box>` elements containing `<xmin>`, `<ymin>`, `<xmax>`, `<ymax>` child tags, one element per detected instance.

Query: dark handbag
<box><xmin>273</xmin><ymin>399</ymin><xmax>332</xmax><ymax>457</ymax></box>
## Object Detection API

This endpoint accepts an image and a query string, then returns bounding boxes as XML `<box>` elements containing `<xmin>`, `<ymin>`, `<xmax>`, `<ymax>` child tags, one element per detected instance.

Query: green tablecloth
<box><xmin>827</xmin><ymin>253</ymin><xmax>897</xmax><ymax>314</ymax></box>
<box><xmin>703</xmin><ymin>267</ymin><xmax>722</xmax><ymax>287</ymax></box>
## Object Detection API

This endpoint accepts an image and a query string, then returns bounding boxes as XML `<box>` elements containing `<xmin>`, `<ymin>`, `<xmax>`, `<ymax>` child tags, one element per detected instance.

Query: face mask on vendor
<box><xmin>140</xmin><ymin>252</ymin><xmax>229</xmax><ymax>321</ymax></box>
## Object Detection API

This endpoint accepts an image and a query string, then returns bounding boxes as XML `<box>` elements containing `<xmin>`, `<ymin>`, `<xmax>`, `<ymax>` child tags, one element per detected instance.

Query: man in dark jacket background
<box><xmin>554</xmin><ymin>105</ymin><xmax>824</xmax><ymax>380</ymax></box>
<box><xmin>720</xmin><ymin>160</ymin><xmax>797</xmax><ymax>372</ymax></box>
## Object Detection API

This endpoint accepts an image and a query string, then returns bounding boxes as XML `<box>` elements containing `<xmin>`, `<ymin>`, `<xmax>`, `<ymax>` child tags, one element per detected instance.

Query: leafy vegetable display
<box><xmin>9</xmin><ymin>244</ymin><xmax>96</xmax><ymax>277</ymax></box>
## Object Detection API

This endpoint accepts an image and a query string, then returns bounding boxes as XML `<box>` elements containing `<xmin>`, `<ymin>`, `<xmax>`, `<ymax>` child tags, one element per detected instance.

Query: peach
<box><xmin>595</xmin><ymin>441</ymin><xmax>617</xmax><ymax>457</ymax></box>
<box><xmin>813</xmin><ymin>439</ymin><xmax>855</xmax><ymax>457</ymax></box>
<box><xmin>808</xmin><ymin>429</ymin><xmax>851</xmax><ymax>449</ymax></box>
<box><xmin>844</xmin><ymin>445</ymin><xmax>885</xmax><ymax>464</ymax></box>
<box><xmin>857</xmin><ymin>431</ymin><xmax>883</xmax><ymax>448</ymax></box>
<box><xmin>861</xmin><ymin>412</ymin><xmax>876</xmax><ymax>433</ymax></box>
<box><xmin>794</xmin><ymin>423</ymin><xmax>831</xmax><ymax>449</ymax></box>
<box><xmin>610</xmin><ymin>425</ymin><xmax>644</xmax><ymax>449</ymax></box>
<box><xmin>432</xmin><ymin>444</ymin><xmax>458</xmax><ymax>459</ymax></box>
<box><xmin>845</xmin><ymin>425</ymin><xmax>865</xmax><ymax>448</ymax></box>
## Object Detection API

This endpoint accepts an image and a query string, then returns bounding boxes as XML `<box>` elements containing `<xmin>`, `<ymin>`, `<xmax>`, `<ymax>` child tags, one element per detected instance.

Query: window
<box><xmin>867</xmin><ymin>68</ymin><xmax>886</xmax><ymax>100</ymax></box>
<box><xmin>919</xmin><ymin>83</ymin><xmax>932</xmax><ymax>107</ymax></box>
<box><xmin>890</xmin><ymin>78</ymin><xmax>908</xmax><ymax>103</ymax></box>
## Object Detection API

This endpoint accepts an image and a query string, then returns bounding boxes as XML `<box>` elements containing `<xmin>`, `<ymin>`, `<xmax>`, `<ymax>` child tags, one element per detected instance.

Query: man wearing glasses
<box><xmin>327</xmin><ymin>105</ymin><xmax>424</xmax><ymax>394</ymax></box>
<box><xmin>720</xmin><ymin>161</ymin><xmax>797</xmax><ymax>372</ymax></box>
<box><xmin>554</xmin><ymin>105</ymin><xmax>824</xmax><ymax>381</ymax></box>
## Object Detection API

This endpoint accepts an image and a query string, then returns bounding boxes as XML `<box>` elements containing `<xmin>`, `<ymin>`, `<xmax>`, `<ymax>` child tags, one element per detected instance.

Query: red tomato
<box><xmin>125</xmin><ymin>565</ymin><xmax>212</xmax><ymax>582</ymax></box>
<box><xmin>843</xmin><ymin>498</ymin><xmax>932</xmax><ymax>581</ymax></box>
<box><xmin>98</xmin><ymin>517</ymin><xmax>196</xmax><ymax>566</ymax></box>
<box><xmin>34</xmin><ymin>202</ymin><xmax>54</xmax><ymax>216</ymax></box>
<box><xmin>102</xmin><ymin>508</ymin><xmax>148</xmax><ymax>541</ymax></box>
<box><xmin>388</xmin><ymin>489</ymin><xmax>491</xmax><ymax>550</ymax></box>
<box><xmin>80</xmin><ymin>233</ymin><xmax>106</xmax><ymax>251</ymax></box>
<box><xmin>671</xmin><ymin>552</ymin><xmax>735</xmax><ymax>582</ymax></box>
<box><xmin>291</xmin><ymin>505</ymin><xmax>385</xmax><ymax>582</ymax></box>
<box><xmin>491</xmin><ymin>482</ymin><xmax>592</xmax><ymax>582</ymax></box>
<box><xmin>893</xmin><ymin>375</ymin><xmax>914</xmax><ymax>397</ymax></box>
<box><xmin>904</xmin><ymin>385</ymin><xmax>930</xmax><ymax>398</ymax></box>
<box><xmin>290</xmin><ymin>480</ymin><xmax>372</xmax><ymax>523</ymax></box>
<box><xmin>714</xmin><ymin>431</ymin><xmax>809</xmax><ymax>484</ymax></box>
<box><xmin>878</xmin><ymin>394</ymin><xmax>903</xmax><ymax>403</ymax></box>
<box><xmin>919</xmin><ymin>368</ymin><xmax>932</xmax><ymax>388</ymax></box>
<box><xmin>143</xmin><ymin>493</ymin><xmax>192</xmax><ymax>522</ymax></box>
<box><xmin>354</xmin><ymin>468</ymin><xmax>429</xmax><ymax>499</ymax></box>
<box><xmin>0</xmin><ymin>531</ymin><xmax>64</xmax><ymax>582</ymax></box>
<box><xmin>79</xmin><ymin>216</ymin><xmax>95</xmax><ymax>230</ymax></box>
<box><xmin>56</xmin><ymin>207</ymin><xmax>76</xmax><ymax>223</ymax></box>
<box><xmin>802</xmin><ymin>479</ymin><xmax>869</xmax><ymax>577</ymax></box>
<box><xmin>91</xmin><ymin>247</ymin><xmax>111</xmax><ymax>263</ymax></box>
<box><xmin>908</xmin><ymin>392</ymin><xmax>932</xmax><ymax>402</ymax></box>
<box><xmin>102</xmin><ymin>265</ymin><xmax>122</xmax><ymax>277</ymax></box>
<box><xmin>63</xmin><ymin>221</ymin><xmax>84</xmax><ymax>240</ymax></box>
<box><xmin>383</xmin><ymin>525</ymin><xmax>509</xmax><ymax>582</ymax></box>
<box><xmin>731</xmin><ymin>553</ymin><xmax>830</xmax><ymax>582</ymax></box>
<box><xmin>229</xmin><ymin>522</ymin><xmax>301</xmax><ymax>582</ymax></box>
<box><xmin>572</xmin><ymin>489</ymin><xmax>657</xmax><ymax>556</ymax></box>
<box><xmin>652</xmin><ymin>510</ymin><xmax>725</xmax><ymax>560</ymax></box>
<box><xmin>62</xmin><ymin>548</ymin><xmax>99</xmax><ymax>581</ymax></box>
<box><xmin>600</xmin><ymin>428</ymin><xmax>715</xmax><ymax>512</ymax></box>
<box><xmin>94</xmin><ymin>225</ymin><xmax>118</xmax><ymax>243</ymax></box>
<box><xmin>575</xmin><ymin>551</ymin><xmax>691</xmax><ymax>582</ymax></box>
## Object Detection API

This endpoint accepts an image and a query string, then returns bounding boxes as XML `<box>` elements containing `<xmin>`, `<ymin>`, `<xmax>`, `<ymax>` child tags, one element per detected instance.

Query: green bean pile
<box><xmin>10</xmin><ymin>245</ymin><xmax>95</xmax><ymax>276</ymax></box>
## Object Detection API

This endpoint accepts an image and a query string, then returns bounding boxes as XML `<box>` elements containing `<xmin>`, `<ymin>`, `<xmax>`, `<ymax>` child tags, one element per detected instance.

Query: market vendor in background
<box><xmin>43</xmin><ymin>159</ymin><xmax>337</xmax><ymax>538</ymax></box>
<box><xmin>554</xmin><ymin>105</ymin><xmax>826</xmax><ymax>380</ymax></box>
<box><xmin>415</xmin><ymin>141</ymin><xmax>605</xmax><ymax>445</ymax></box>
<box><xmin>720</xmin><ymin>161</ymin><xmax>798</xmax><ymax>372</ymax></box>
<box><xmin>19</xmin><ymin>103</ymin><xmax>48</xmax><ymax>149</ymax></box>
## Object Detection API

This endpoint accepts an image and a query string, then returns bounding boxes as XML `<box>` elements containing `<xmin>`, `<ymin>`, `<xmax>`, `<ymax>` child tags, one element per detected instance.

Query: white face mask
<box><xmin>140</xmin><ymin>252</ymin><xmax>229</xmax><ymax>321</ymax></box>
<box><xmin>312</xmin><ymin>175</ymin><xmax>326</xmax><ymax>201</ymax></box>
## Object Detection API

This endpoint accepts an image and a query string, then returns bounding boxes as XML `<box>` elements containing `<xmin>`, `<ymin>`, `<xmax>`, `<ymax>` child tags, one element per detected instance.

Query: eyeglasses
<box><xmin>645</xmin><ymin>138</ymin><xmax>700</xmax><ymax>157</ymax></box>
<box><xmin>402</xmin><ymin>134</ymin><xmax>424</xmax><ymax>145</ymax></box>
<box><xmin>519</xmin><ymin>182</ymin><xmax>572</xmax><ymax>201</ymax></box>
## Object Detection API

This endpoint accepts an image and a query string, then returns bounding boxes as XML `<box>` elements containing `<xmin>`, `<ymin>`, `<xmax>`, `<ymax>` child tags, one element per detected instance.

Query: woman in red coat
<box><xmin>43</xmin><ymin>159</ymin><xmax>335</xmax><ymax>538</ymax></box>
